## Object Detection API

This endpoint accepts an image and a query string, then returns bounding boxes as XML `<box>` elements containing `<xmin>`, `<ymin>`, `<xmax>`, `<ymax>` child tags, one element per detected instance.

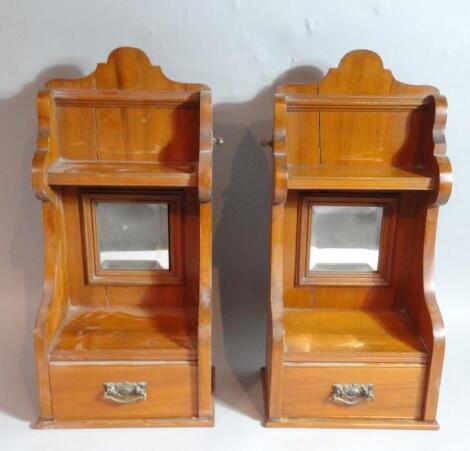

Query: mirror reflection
<box><xmin>309</xmin><ymin>205</ymin><xmax>383</xmax><ymax>273</ymax></box>
<box><xmin>96</xmin><ymin>202</ymin><xmax>169</xmax><ymax>271</ymax></box>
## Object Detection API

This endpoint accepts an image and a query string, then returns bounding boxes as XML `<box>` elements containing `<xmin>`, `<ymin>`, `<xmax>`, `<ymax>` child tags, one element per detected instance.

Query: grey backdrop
<box><xmin>1</xmin><ymin>1</ymin><xmax>469</xmax><ymax>450</ymax></box>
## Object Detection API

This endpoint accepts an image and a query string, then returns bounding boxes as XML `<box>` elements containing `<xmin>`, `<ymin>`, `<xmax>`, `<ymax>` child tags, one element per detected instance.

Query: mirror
<box><xmin>96</xmin><ymin>202</ymin><xmax>169</xmax><ymax>271</ymax></box>
<box><xmin>309</xmin><ymin>205</ymin><xmax>383</xmax><ymax>273</ymax></box>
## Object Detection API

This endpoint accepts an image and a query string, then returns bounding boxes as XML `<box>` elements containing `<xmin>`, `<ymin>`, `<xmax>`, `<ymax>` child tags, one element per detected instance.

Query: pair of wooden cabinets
<box><xmin>32</xmin><ymin>48</ymin><xmax>451</xmax><ymax>429</ymax></box>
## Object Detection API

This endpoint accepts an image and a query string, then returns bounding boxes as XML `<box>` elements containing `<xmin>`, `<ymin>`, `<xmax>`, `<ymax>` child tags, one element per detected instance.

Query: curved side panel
<box><xmin>421</xmin><ymin>207</ymin><xmax>445</xmax><ymax>421</ymax></box>
<box><xmin>33</xmin><ymin>87</ymin><xmax>69</xmax><ymax>419</ymax></box>
<box><xmin>267</xmin><ymin>92</ymin><xmax>289</xmax><ymax>418</ymax></box>
<box><xmin>419</xmin><ymin>95</ymin><xmax>451</xmax><ymax>422</ymax></box>
<box><xmin>34</xmin><ymin>200</ymin><xmax>68</xmax><ymax>420</ymax></box>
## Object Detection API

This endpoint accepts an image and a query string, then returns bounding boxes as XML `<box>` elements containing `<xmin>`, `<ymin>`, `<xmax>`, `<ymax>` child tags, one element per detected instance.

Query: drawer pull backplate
<box><xmin>103</xmin><ymin>381</ymin><xmax>147</xmax><ymax>404</ymax></box>
<box><xmin>332</xmin><ymin>383</ymin><xmax>374</xmax><ymax>406</ymax></box>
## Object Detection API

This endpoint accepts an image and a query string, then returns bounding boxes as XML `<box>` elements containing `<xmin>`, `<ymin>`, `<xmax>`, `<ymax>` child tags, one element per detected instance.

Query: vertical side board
<box><xmin>197</xmin><ymin>90</ymin><xmax>214</xmax><ymax>419</ymax></box>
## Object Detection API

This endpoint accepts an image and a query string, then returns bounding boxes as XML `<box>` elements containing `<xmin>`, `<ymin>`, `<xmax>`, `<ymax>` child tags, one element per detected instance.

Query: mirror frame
<box><xmin>81</xmin><ymin>189</ymin><xmax>184</xmax><ymax>286</ymax></box>
<box><xmin>296</xmin><ymin>193</ymin><xmax>398</xmax><ymax>286</ymax></box>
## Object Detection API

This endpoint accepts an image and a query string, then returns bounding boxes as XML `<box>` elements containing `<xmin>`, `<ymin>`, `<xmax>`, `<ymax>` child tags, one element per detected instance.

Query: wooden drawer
<box><xmin>281</xmin><ymin>364</ymin><xmax>426</xmax><ymax>419</ymax></box>
<box><xmin>50</xmin><ymin>363</ymin><xmax>197</xmax><ymax>420</ymax></box>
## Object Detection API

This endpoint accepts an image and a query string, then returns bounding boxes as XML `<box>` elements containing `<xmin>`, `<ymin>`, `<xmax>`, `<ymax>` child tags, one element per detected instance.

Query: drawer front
<box><xmin>282</xmin><ymin>364</ymin><xmax>426</xmax><ymax>419</ymax></box>
<box><xmin>50</xmin><ymin>363</ymin><xmax>197</xmax><ymax>420</ymax></box>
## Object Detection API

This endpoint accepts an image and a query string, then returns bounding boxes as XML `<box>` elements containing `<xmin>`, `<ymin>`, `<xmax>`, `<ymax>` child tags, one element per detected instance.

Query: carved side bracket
<box><xmin>32</xmin><ymin>90</ymin><xmax>54</xmax><ymax>201</ymax></box>
<box><xmin>272</xmin><ymin>94</ymin><xmax>287</xmax><ymax>205</ymax></box>
<box><xmin>429</xmin><ymin>95</ymin><xmax>452</xmax><ymax>207</ymax></box>
<box><xmin>198</xmin><ymin>90</ymin><xmax>213</xmax><ymax>203</ymax></box>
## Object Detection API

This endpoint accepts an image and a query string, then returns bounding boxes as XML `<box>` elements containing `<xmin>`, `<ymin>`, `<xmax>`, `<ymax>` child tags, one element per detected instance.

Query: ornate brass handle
<box><xmin>332</xmin><ymin>384</ymin><xmax>374</xmax><ymax>406</ymax></box>
<box><xmin>103</xmin><ymin>381</ymin><xmax>147</xmax><ymax>404</ymax></box>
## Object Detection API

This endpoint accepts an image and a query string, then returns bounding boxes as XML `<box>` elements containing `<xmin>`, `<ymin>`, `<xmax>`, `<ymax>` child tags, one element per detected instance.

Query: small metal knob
<box><xmin>260</xmin><ymin>139</ymin><xmax>273</xmax><ymax>148</ymax></box>
<box><xmin>212</xmin><ymin>136</ymin><xmax>224</xmax><ymax>145</ymax></box>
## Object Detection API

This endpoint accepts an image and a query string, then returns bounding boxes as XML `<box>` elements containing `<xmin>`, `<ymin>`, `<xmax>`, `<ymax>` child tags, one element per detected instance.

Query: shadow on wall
<box><xmin>212</xmin><ymin>65</ymin><xmax>323</xmax><ymax>421</ymax></box>
<box><xmin>0</xmin><ymin>66</ymin><xmax>83</xmax><ymax>423</ymax></box>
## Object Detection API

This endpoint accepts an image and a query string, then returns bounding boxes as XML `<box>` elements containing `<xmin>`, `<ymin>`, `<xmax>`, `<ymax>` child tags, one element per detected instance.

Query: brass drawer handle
<box><xmin>103</xmin><ymin>381</ymin><xmax>147</xmax><ymax>404</ymax></box>
<box><xmin>332</xmin><ymin>384</ymin><xmax>374</xmax><ymax>406</ymax></box>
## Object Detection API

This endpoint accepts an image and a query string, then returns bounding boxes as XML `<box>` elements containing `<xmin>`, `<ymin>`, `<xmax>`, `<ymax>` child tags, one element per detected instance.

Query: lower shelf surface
<box><xmin>50</xmin><ymin>306</ymin><xmax>198</xmax><ymax>361</ymax></box>
<box><xmin>284</xmin><ymin>309</ymin><xmax>428</xmax><ymax>363</ymax></box>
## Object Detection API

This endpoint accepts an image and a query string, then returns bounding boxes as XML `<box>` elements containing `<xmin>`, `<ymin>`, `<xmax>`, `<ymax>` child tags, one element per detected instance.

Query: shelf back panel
<box><xmin>280</xmin><ymin>50</ymin><xmax>439</xmax><ymax>169</ymax></box>
<box><xmin>45</xmin><ymin>47</ymin><xmax>207</xmax><ymax>164</ymax></box>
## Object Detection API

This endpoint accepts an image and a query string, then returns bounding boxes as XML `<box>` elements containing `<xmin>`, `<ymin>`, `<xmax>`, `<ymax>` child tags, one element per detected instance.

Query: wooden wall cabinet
<box><xmin>32</xmin><ymin>47</ymin><xmax>216</xmax><ymax>428</ymax></box>
<box><xmin>263</xmin><ymin>50</ymin><xmax>452</xmax><ymax>429</ymax></box>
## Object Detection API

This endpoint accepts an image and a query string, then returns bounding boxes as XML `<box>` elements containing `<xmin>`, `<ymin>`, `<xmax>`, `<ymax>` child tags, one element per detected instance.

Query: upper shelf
<box><xmin>287</xmin><ymin>164</ymin><xmax>434</xmax><ymax>191</ymax></box>
<box><xmin>269</xmin><ymin>50</ymin><xmax>451</xmax><ymax>204</ymax></box>
<box><xmin>51</xmin><ymin>88</ymin><xmax>201</xmax><ymax>108</ymax></box>
<box><xmin>32</xmin><ymin>48</ymin><xmax>215</xmax><ymax>201</ymax></box>
<box><xmin>47</xmin><ymin>160</ymin><xmax>198</xmax><ymax>188</ymax></box>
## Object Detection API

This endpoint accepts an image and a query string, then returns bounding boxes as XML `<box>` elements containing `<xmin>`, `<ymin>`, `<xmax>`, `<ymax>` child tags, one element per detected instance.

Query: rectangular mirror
<box><xmin>309</xmin><ymin>205</ymin><xmax>383</xmax><ymax>273</ymax></box>
<box><xmin>96</xmin><ymin>202</ymin><xmax>169</xmax><ymax>271</ymax></box>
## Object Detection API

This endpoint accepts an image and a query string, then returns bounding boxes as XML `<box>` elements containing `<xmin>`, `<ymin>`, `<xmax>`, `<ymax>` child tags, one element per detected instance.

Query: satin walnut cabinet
<box><xmin>263</xmin><ymin>50</ymin><xmax>452</xmax><ymax>429</ymax></box>
<box><xmin>32</xmin><ymin>47</ymin><xmax>216</xmax><ymax>428</ymax></box>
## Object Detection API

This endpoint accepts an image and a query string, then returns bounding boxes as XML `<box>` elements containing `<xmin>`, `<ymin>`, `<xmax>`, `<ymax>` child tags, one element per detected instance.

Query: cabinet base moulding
<box><xmin>35</xmin><ymin>416</ymin><xmax>214</xmax><ymax>429</ymax></box>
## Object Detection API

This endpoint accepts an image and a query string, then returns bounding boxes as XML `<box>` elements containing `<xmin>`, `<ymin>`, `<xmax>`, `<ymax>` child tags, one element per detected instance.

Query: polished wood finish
<box><xmin>261</xmin><ymin>367</ymin><xmax>436</xmax><ymax>429</ymax></box>
<box><xmin>32</xmin><ymin>48</ymin><xmax>214</xmax><ymax>427</ymax></box>
<box><xmin>287</xmin><ymin>164</ymin><xmax>434</xmax><ymax>191</ymax></box>
<box><xmin>50</xmin><ymin>363</ymin><xmax>198</xmax><ymax>420</ymax></box>
<box><xmin>47</xmin><ymin>161</ymin><xmax>198</xmax><ymax>187</ymax></box>
<box><xmin>38</xmin><ymin>416</ymin><xmax>214</xmax><ymax>429</ymax></box>
<box><xmin>50</xmin><ymin>307</ymin><xmax>197</xmax><ymax>361</ymax></box>
<box><xmin>282</xmin><ymin>364</ymin><xmax>426</xmax><ymax>419</ymax></box>
<box><xmin>284</xmin><ymin>309</ymin><xmax>427</xmax><ymax>363</ymax></box>
<box><xmin>264</xmin><ymin>50</ymin><xmax>452</xmax><ymax>429</ymax></box>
